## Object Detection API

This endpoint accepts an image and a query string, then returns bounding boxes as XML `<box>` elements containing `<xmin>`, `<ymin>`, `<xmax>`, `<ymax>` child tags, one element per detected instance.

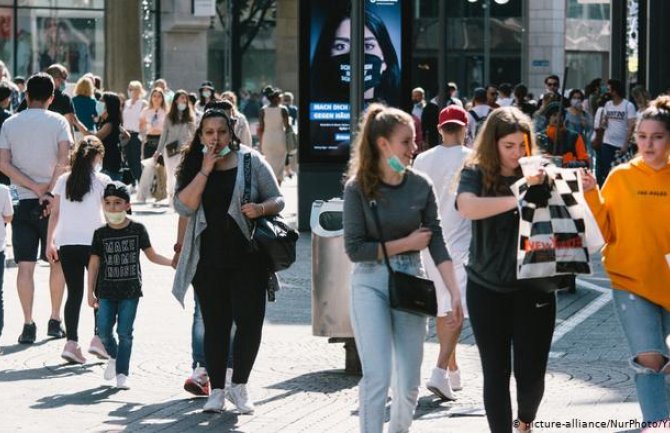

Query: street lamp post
<box><xmin>468</xmin><ymin>0</ymin><xmax>508</xmax><ymax>87</ymax></box>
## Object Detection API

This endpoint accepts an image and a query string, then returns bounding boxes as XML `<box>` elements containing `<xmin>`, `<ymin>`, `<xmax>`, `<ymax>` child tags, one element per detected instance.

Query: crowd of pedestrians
<box><xmin>0</xmin><ymin>60</ymin><xmax>668</xmax><ymax>433</ymax></box>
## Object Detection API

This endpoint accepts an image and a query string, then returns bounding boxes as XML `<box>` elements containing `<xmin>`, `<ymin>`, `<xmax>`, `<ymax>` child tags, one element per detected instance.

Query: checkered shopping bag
<box><xmin>510</xmin><ymin>167</ymin><xmax>591</xmax><ymax>279</ymax></box>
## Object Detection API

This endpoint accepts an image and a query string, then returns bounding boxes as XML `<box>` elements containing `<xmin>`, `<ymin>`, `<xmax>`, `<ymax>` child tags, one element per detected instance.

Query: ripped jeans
<box><xmin>350</xmin><ymin>253</ymin><xmax>428</xmax><ymax>433</ymax></box>
<box><xmin>612</xmin><ymin>289</ymin><xmax>670</xmax><ymax>423</ymax></box>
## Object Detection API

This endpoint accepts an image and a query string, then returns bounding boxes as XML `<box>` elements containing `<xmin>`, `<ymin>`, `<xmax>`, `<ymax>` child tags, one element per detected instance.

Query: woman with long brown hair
<box><xmin>456</xmin><ymin>107</ymin><xmax>566</xmax><ymax>433</ymax></box>
<box><xmin>343</xmin><ymin>104</ymin><xmax>463</xmax><ymax>433</ymax></box>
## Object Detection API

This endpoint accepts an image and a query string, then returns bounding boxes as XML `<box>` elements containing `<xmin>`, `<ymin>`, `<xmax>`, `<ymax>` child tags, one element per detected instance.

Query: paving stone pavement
<box><xmin>0</xmin><ymin>176</ymin><xmax>656</xmax><ymax>433</ymax></box>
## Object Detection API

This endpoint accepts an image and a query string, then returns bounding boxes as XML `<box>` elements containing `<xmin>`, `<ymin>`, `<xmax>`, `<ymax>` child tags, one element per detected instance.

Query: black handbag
<box><xmin>243</xmin><ymin>153</ymin><xmax>299</xmax><ymax>272</ymax></box>
<box><xmin>165</xmin><ymin>140</ymin><xmax>180</xmax><ymax>158</ymax></box>
<box><xmin>369</xmin><ymin>200</ymin><xmax>437</xmax><ymax>317</ymax></box>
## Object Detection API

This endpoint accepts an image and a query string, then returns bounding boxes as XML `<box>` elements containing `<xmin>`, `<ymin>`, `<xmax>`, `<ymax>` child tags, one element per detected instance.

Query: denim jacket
<box><xmin>171</xmin><ymin>146</ymin><xmax>284</xmax><ymax>306</ymax></box>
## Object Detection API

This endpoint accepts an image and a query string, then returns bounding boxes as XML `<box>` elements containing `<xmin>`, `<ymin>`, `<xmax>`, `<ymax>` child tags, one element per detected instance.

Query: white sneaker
<box><xmin>227</xmin><ymin>383</ymin><xmax>255</xmax><ymax>414</ymax></box>
<box><xmin>426</xmin><ymin>367</ymin><xmax>456</xmax><ymax>401</ymax></box>
<box><xmin>449</xmin><ymin>369</ymin><xmax>463</xmax><ymax>391</ymax></box>
<box><xmin>203</xmin><ymin>388</ymin><xmax>226</xmax><ymax>413</ymax></box>
<box><xmin>115</xmin><ymin>374</ymin><xmax>130</xmax><ymax>390</ymax></box>
<box><xmin>104</xmin><ymin>359</ymin><xmax>116</xmax><ymax>381</ymax></box>
<box><xmin>224</xmin><ymin>368</ymin><xmax>233</xmax><ymax>399</ymax></box>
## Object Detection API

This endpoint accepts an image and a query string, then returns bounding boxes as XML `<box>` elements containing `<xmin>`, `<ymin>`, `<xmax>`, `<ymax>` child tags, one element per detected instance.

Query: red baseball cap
<box><xmin>438</xmin><ymin>105</ymin><xmax>468</xmax><ymax>128</ymax></box>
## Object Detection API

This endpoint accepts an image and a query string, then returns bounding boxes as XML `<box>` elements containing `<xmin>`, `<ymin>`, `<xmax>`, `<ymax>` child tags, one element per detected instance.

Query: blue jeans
<box><xmin>350</xmin><ymin>254</ymin><xmax>428</xmax><ymax>433</ymax></box>
<box><xmin>612</xmin><ymin>289</ymin><xmax>670</xmax><ymax>422</ymax></box>
<box><xmin>192</xmin><ymin>293</ymin><xmax>206</xmax><ymax>369</ymax></box>
<box><xmin>97</xmin><ymin>298</ymin><xmax>139</xmax><ymax>376</ymax></box>
<box><xmin>0</xmin><ymin>251</ymin><xmax>5</xmax><ymax>337</ymax></box>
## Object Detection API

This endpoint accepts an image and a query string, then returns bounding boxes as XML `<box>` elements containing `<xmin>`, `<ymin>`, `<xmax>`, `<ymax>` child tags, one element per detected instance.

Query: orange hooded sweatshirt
<box><xmin>585</xmin><ymin>157</ymin><xmax>670</xmax><ymax>310</ymax></box>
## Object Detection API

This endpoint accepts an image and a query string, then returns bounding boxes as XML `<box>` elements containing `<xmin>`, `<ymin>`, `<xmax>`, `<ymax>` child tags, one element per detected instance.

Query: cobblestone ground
<box><xmin>0</xmin><ymin>177</ymin><xmax>651</xmax><ymax>433</ymax></box>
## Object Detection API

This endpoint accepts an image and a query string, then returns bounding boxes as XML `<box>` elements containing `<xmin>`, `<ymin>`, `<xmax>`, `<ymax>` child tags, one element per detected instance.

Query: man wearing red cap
<box><xmin>413</xmin><ymin>105</ymin><xmax>472</xmax><ymax>401</ymax></box>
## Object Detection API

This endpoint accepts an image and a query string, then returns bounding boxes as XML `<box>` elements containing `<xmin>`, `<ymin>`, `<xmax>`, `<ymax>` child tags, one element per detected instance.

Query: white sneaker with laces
<box><xmin>426</xmin><ymin>367</ymin><xmax>456</xmax><ymax>401</ymax></box>
<box><xmin>227</xmin><ymin>383</ymin><xmax>255</xmax><ymax>414</ymax></box>
<box><xmin>104</xmin><ymin>359</ymin><xmax>116</xmax><ymax>381</ymax></box>
<box><xmin>116</xmin><ymin>374</ymin><xmax>130</xmax><ymax>390</ymax></box>
<box><xmin>449</xmin><ymin>368</ymin><xmax>463</xmax><ymax>391</ymax></box>
<box><xmin>203</xmin><ymin>389</ymin><xmax>226</xmax><ymax>413</ymax></box>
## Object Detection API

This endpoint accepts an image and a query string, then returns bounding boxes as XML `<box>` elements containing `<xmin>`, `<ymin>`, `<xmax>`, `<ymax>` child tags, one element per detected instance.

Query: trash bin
<box><xmin>311</xmin><ymin>199</ymin><xmax>361</xmax><ymax>374</ymax></box>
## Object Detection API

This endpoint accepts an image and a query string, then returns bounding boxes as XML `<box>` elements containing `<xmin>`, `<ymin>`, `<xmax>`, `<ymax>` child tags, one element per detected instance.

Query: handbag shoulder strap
<box><xmin>243</xmin><ymin>152</ymin><xmax>251</xmax><ymax>205</ymax></box>
<box><xmin>368</xmin><ymin>199</ymin><xmax>393</xmax><ymax>273</ymax></box>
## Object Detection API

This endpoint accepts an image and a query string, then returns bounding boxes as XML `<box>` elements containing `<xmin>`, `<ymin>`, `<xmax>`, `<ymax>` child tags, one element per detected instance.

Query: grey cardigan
<box><xmin>171</xmin><ymin>146</ymin><xmax>284</xmax><ymax>306</ymax></box>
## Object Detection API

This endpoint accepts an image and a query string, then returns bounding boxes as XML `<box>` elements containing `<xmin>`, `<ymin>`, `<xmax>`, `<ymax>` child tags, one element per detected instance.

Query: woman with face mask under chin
<box><xmin>172</xmin><ymin>109</ymin><xmax>284</xmax><ymax>414</ymax></box>
<box><xmin>343</xmin><ymin>104</ymin><xmax>464</xmax><ymax>433</ymax></box>
<box><xmin>310</xmin><ymin>6</ymin><xmax>401</xmax><ymax>107</ymax></box>
<box><xmin>153</xmin><ymin>90</ymin><xmax>197</xmax><ymax>204</ymax></box>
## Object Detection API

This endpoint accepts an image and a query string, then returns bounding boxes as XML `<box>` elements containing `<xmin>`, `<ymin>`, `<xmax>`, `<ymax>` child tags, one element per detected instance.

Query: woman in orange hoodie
<box><xmin>582</xmin><ymin>96</ymin><xmax>670</xmax><ymax>424</ymax></box>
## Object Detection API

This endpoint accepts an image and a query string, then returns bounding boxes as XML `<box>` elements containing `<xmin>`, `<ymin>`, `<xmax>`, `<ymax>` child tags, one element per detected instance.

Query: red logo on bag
<box><xmin>524</xmin><ymin>236</ymin><xmax>583</xmax><ymax>252</ymax></box>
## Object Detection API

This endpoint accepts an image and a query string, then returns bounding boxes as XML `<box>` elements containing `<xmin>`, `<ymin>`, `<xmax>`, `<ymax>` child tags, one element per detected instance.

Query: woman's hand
<box><xmin>525</xmin><ymin>167</ymin><xmax>546</xmax><ymax>186</ymax></box>
<box><xmin>581</xmin><ymin>168</ymin><xmax>597</xmax><ymax>192</ymax></box>
<box><xmin>46</xmin><ymin>244</ymin><xmax>59</xmax><ymax>263</ymax></box>
<box><xmin>404</xmin><ymin>227</ymin><xmax>432</xmax><ymax>251</ymax></box>
<box><xmin>200</xmin><ymin>145</ymin><xmax>223</xmax><ymax>175</ymax></box>
<box><xmin>241</xmin><ymin>203</ymin><xmax>265</xmax><ymax>219</ymax></box>
<box><xmin>171</xmin><ymin>251</ymin><xmax>180</xmax><ymax>269</ymax></box>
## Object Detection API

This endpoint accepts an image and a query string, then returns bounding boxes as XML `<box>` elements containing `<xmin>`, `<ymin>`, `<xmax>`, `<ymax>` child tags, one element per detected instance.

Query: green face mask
<box><xmin>201</xmin><ymin>145</ymin><xmax>231</xmax><ymax>157</ymax></box>
<box><xmin>386</xmin><ymin>155</ymin><xmax>406</xmax><ymax>174</ymax></box>
<box><xmin>104</xmin><ymin>210</ymin><xmax>126</xmax><ymax>225</ymax></box>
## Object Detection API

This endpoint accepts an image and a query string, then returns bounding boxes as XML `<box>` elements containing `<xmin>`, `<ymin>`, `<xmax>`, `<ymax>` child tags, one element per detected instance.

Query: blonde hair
<box><xmin>346</xmin><ymin>103</ymin><xmax>414</xmax><ymax>199</ymax></box>
<box><xmin>128</xmin><ymin>80</ymin><xmax>145</xmax><ymax>97</ymax></box>
<box><xmin>74</xmin><ymin>76</ymin><xmax>94</xmax><ymax>97</ymax></box>
<box><xmin>467</xmin><ymin>106</ymin><xmax>536</xmax><ymax>195</ymax></box>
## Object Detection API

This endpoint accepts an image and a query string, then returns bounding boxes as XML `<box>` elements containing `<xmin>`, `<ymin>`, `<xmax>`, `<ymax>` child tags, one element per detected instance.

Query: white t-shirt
<box><xmin>603</xmin><ymin>99</ymin><xmax>636</xmax><ymax>148</ymax></box>
<box><xmin>467</xmin><ymin>105</ymin><xmax>492</xmax><ymax>144</ymax></box>
<box><xmin>0</xmin><ymin>108</ymin><xmax>73</xmax><ymax>200</ymax></box>
<box><xmin>413</xmin><ymin>145</ymin><xmax>472</xmax><ymax>316</ymax></box>
<box><xmin>123</xmin><ymin>98</ymin><xmax>146</xmax><ymax>132</ymax></box>
<box><xmin>497</xmin><ymin>97</ymin><xmax>514</xmax><ymax>107</ymax></box>
<box><xmin>0</xmin><ymin>184</ymin><xmax>14</xmax><ymax>251</ymax></box>
<box><xmin>52</xmin><ymin>172</ymin><xmax>111</xmax><ymax>247</ymax></box>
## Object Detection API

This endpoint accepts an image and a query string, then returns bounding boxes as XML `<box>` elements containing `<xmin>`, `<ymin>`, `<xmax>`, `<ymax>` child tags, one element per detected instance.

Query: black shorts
<box><xmin>12</xmin><ymin>199</ymin><xmax>48</xmax><ymax>262</ymax></box>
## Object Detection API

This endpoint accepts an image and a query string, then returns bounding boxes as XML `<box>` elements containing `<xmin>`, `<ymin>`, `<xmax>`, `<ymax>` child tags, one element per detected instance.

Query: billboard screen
<box><xmin>299</xmin><ymin>0</ymin><xmax>410</xmax><ymax>164</ymax></box>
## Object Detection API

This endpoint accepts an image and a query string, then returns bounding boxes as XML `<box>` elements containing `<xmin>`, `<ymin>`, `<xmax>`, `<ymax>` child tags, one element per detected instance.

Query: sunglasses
<box><xmin>546</xmin><ymin>82</ymin><xmax>559</xmax><ymax>87</ymax></box>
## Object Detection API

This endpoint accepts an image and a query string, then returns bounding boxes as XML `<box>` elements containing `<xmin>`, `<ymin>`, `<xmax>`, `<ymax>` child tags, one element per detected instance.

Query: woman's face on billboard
<box><xmin>330</xmin><ymin>18</ymin><xmax>384</xmax><ymax>61</ymax></box>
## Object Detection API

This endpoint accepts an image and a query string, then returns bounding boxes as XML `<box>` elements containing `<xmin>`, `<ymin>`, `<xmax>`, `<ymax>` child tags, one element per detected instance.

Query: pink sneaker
<box><xmin>88</xmin><ymin>336</ymin><xmax>110</xmax><ymax>360</ymax></box>
<box><xmin>62</xmin><ymin>340</ymin><xmax>86</xmax><ymax>364</ymax></box>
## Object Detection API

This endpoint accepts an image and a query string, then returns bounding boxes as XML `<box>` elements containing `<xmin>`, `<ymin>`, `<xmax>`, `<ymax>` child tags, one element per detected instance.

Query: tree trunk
<box><xmin>105</xmin><ymin>0</ymin><xmax>143</xmax><ymax>93</ymax></box>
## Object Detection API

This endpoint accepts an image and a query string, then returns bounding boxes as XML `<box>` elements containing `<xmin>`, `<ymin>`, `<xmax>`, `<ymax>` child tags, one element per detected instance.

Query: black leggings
<box><xmin>60</xmin><ymin>245</ymin><xmax>95</xmax><ymax>342</ymax></box>
<box><xmin>192</xmin><ymin>261</ymin><xmax>268</xmax><ymax>389</ymax></box>
<box><xmin>467</xmin><ymin>279</ymin><xmax>556</xmax><ymax>433</ymax></box>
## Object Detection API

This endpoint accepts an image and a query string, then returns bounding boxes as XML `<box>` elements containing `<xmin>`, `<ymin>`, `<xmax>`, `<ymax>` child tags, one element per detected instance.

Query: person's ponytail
<box><xmin>66</xmin><ymin>136</ymin><xmax>105</xmax><ymax>202</ymax></box>
<box><xmin>640</xmin><ymin>95</ymin><xmax>670</xmax><ymax>133</ymax></box>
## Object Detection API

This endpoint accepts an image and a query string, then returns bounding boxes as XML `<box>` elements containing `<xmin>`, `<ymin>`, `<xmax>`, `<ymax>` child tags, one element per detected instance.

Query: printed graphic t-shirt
<box><xmin>91</xmin><ymin>221</ymin><xmax>151</xmax><ymax>300</ymax></box>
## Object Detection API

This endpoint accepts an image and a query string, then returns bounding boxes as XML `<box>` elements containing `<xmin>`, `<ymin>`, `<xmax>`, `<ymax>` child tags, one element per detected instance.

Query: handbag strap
<box><xmin>368</xmin><ymin>200</ymin><xmax>393</xmax><ymax>273</ymax></box>
<box><xmin>242</xmin><ymin>152</ymin><xmax>255</xmax><ymax>233</ymax></box>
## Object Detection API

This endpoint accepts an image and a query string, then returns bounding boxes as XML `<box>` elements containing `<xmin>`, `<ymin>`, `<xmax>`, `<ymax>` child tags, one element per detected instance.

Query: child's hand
<box><xmin>87</xmin><ymin>292</ymin><xmax>98</xmax><ymax>309</ymax></box>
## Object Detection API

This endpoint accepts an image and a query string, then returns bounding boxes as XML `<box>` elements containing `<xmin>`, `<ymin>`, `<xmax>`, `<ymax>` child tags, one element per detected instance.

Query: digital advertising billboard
<box><xmin>299</xmin><ymin>0</ymin><xmax>411</xmax><ymax>164</ymax></box>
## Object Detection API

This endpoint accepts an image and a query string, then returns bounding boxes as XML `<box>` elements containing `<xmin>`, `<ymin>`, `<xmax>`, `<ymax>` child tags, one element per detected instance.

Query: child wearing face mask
<box><xmin>46</xmin><ymin>136</ymin><xmax>112</xmax><ymax>365</ymax></box>
<box><xmin>87</xmin><ymin>181</ymin><xmax>172</xmax><ymax>389</ymax></box>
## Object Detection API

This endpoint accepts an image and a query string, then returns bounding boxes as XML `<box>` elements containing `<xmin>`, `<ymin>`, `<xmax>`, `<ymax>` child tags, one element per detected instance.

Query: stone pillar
<box><xmin>525</xmin><ymin>0</ymin><xmax>566</xmax><ymax>97</ymax></box>
<box><xmin>159</xmin><ymin>0</ymin><xmax>211</xmax><ymax>92</ymax></box>
<box><xmin>105</xmin><ymin>0</ymin><xmax>142</xmax><ymax>93</ymax></box>
<box><xmin>275</xmin><ymin>0</ymin><xmax>299</xmax><ymax>98</ymax></box>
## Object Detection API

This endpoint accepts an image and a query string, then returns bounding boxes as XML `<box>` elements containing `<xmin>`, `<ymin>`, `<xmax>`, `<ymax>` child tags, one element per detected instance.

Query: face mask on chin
<box><xmin>386</xmin><ymin>155</ymin><xmax>406</xmax><ymax>174</ymax></box>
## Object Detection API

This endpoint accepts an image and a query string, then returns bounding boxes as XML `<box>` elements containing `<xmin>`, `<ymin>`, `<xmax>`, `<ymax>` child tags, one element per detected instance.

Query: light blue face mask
<box><xmin>201</xmin><ymin>145</ymin><xmax>231</xmax><ymax>157</ymax></box>
<box><xmin>386</xmin><ymin>155</ymin><xmax>406</xmax><ymax>174</ymax></box>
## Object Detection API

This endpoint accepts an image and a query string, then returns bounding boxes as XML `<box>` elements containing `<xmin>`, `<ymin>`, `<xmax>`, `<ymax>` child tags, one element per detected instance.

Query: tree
<box><xmin>216</xmin><ymin>0</ymin><xmax>277</xmax><ymax>92</ymax></box>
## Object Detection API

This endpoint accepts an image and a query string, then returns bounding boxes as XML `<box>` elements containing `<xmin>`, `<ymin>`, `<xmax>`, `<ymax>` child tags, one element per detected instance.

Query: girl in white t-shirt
<box><xmin>46</xmin><ymin>136</ymin><xmax>111</xmax><ymax>364</ymax></box>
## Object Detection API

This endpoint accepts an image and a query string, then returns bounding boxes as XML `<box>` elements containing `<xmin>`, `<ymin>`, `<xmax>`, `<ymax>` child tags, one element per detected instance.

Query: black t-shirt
<box><xmin>199</xmin><ymin>167</ymin><xmax>251</xmax><ymax>269</ymax></box>
<box><xmin>91</xmin><ymin>221</ymin><xmax>151</xmax><ymax>300</ymax></box>
<box><xmin>17</xmin><ymin>89</ymin><xmax>75</xmax><ymax>115</ymax></box>
<box><xmin>457</xmin><ymin>165</ymin><xmax>564</xmax><ymax>293</ymax></box>
<box><xmin>100</xmin><ymin>120</ymin><xmax>122</xmax><ymax>172</ymax></box>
